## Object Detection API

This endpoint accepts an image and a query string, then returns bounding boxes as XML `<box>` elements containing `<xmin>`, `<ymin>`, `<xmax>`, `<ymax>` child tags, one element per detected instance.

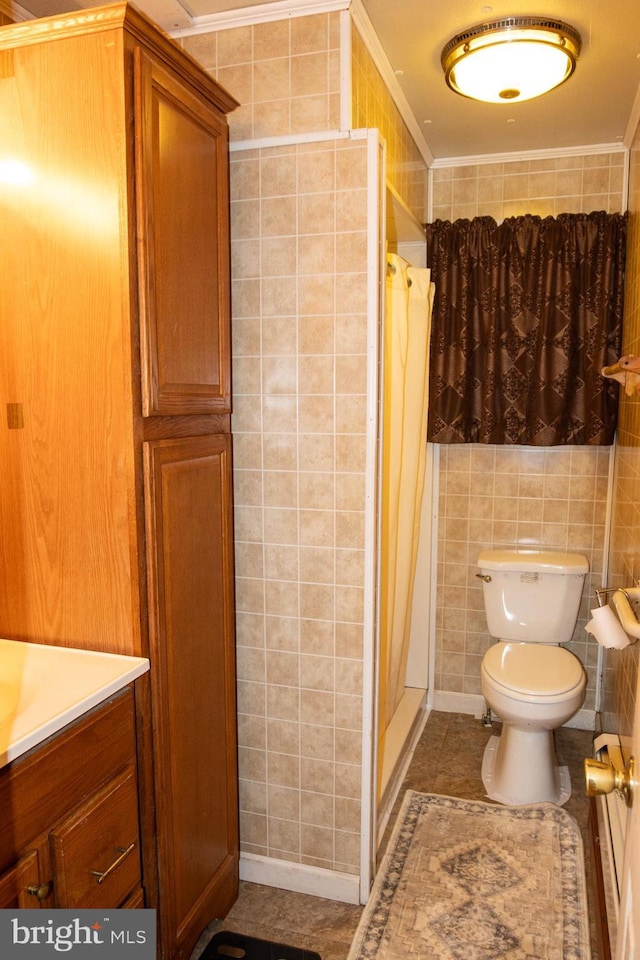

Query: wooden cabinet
<box><xmin>144</xmin><ymin>434</ymin><xmax>237</xmax><ymax>949</ymax></box>
<box><xmin>0</xmin><ymin>690</ymin><xmax>142</xmax><ymax>910</ymax></box>
<box><xmin>0</xmin><ymin>4</ymin><xmax>239</xmax><ymax>958</ymax></box>
<box><xmin>135</xmin><ymin>49</ymin><xmax>232</xmax><ymax>417</ymax></box>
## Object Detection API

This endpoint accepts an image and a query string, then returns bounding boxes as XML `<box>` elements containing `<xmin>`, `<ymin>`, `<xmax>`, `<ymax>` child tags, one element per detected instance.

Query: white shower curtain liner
<box><xmin>378</xmin><ymin>253</ymin><xmax>435</xmax><ymax>759</ymax></box>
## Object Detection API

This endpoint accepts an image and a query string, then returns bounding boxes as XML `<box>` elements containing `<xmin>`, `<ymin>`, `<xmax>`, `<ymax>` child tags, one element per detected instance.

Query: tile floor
<box><xmin>190</xmin><ymin>710</ymin><xmax>601</xmax><ymax>960</ymax></box>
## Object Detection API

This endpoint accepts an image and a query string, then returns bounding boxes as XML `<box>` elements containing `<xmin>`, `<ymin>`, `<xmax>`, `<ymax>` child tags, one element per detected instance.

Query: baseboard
<box><xmin>566</xmin><ymin>707</ymin><xmax>596</xmax><ymax>731</ymax></box>
<box><xmin>239</xmin><ymin>852</ymin><xmax>361</xmax><ymax>905</ymax></box>
<box><xmin>432</xmin><ymin>691</ymin><xmax>486</xmax><ymax>717</ymax></box>
<box><xmin>432</xmin><ymin>691</ymin><xmax>596</xmax><ymax>731</ymax></box>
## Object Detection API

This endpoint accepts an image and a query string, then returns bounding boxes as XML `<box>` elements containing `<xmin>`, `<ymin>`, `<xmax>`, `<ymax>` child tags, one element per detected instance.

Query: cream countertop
<box><xmin>0</xmin><ymin>638</ymin><xmax>149</xmax><ymax>767</ymax></box>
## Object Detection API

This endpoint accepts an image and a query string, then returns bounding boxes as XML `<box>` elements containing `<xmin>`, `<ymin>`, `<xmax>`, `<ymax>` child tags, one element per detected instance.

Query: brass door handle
<box><xmin>27</xmin><ymin>880</ymin><xmax>53</xmax><ymax>902</ymax></box>
<box><xmin>584</xmin><ymin>755</ymin><xmax>635</xmax><ymax>807</ymax></box>
<box><xmin>90</xmin><ymin>842</ymin><xmax>135</xmax><ymax>885</ymax></box>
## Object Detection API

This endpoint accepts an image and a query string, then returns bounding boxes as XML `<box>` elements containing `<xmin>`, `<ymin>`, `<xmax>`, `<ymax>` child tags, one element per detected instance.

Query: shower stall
<box><xmin>375</xmin><ymin>190</ymin><xmax>435</xmax><ymax>832</ymax></box>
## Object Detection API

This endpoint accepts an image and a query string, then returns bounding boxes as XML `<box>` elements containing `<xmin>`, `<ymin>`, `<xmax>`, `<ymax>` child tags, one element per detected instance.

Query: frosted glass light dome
<box><xmin>441</xmin><ymin>17</ymin><xmax>581</xmax><ymax>104</ymax></box>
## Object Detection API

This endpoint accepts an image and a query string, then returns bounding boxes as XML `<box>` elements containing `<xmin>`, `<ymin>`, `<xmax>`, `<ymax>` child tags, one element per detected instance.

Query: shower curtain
<box><xmin>378</xmin><ymin>253</ymin><xmax>435</xmax><ymax>764</ymax></box>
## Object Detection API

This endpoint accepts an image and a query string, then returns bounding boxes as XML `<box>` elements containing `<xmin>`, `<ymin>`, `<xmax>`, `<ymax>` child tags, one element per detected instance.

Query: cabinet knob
<box><xmin>27</xmin><ymin>881</ymin><xmax>53</xmax><ymax>902</ymax></box>
<box><xmin>90</xmin><ymin>842</ymin><xmax>135</xmax><ymax>885</ymax></box>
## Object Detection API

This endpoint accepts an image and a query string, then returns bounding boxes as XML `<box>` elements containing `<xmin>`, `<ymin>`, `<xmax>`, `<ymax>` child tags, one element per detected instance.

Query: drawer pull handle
<box><xmin>90</xmin><ymin>843</ymin><xmax>135</xmax><ymax>885</ymax></box>
<box><xmin>27</xmin><ymin>881</ymin><xmax>53</xmax><ymax>902</ymax></box>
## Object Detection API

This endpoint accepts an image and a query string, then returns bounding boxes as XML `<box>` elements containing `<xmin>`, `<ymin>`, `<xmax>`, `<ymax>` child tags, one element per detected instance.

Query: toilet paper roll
<box><xmin>585</xmin><ymin>604</ymin><xmax>631</xmax><ymax>649</ymax></box>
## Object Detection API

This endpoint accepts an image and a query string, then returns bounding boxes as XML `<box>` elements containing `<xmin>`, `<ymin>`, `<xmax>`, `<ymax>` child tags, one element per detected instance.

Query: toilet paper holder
<box><xmin>595</xmin><ymin>586</ymin><xmax>640</xmax><ymax>642</ymax></box>
<box><xmin>601</xmin><ymin>356</ymin><xmax>640</xmax><ymax>396</ymax></box>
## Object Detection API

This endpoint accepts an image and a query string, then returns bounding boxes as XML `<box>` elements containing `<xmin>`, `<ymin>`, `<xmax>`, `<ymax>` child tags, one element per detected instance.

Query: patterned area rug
<box><xmin>348</xmin><ymin>791</ymin><xmax>591</xmax><ymax>960</ymax></box>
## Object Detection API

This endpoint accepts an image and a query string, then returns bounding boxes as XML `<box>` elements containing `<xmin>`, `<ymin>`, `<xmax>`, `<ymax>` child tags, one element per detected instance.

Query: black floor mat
<box><xmin>200</xmin><ymin>931</ymin><xmax>322</xmax><ymax>960</ymax></box>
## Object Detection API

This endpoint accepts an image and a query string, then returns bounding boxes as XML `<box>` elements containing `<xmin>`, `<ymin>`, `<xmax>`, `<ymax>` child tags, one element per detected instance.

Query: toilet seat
<box><xmin>483</xmin><ymin>641</ymin><xmax>585</xmax><ymax>702</ymax></box>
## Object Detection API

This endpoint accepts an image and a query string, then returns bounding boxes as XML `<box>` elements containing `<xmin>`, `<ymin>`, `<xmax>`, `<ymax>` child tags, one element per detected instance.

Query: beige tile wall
<box><xmin>230</xmin><ymin>137</ymin><xmax>371</xmax><ymax>873</ymax></box>
<box><xmin>351</xmin><ymin>26</ymin><xmax>427</xmax><ymax>223</ymax></box>
<box><xmin>183</xmin><ymin>12</ymin><xmax>427</xmax><ymax>223</ymax></box>
<box><xmin>182</xmin><ymin>8</ymin><xmax>432</xmax><ymax>877</ymax></box>
<box><xmin>182</xmin><ymin>12</ymin><xmax>342</xmax><ymax>141</ymax></box>
<box><xmin>604</xmin><ymin>136</ymin><xmax>640</xmax><ymax>737</ymax></box>
<box><xmin>431</xmin><ymin>152</ymin><xmax>626</xmax><ymax>714</ymax></box>
<box><xmin>432</xmin><ymin>153</ymin><xmax>625</xmax><ymax>222</ymax></box>
<box><xmin>437</xmin><ymin>444</ymin><xmax>610</xmax><ymax>711</ymax></box>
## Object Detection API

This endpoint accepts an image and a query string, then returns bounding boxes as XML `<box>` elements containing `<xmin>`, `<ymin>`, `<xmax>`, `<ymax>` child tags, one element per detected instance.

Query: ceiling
<box><xmin>14</xmin><ymin>0</ymin><xmax>640</xmax><ymax>160</ymax></box>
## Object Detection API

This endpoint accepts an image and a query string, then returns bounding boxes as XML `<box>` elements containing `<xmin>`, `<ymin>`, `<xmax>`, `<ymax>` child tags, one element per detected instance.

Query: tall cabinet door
<box><xmin>143</xmin><ymin>434</ymin><xmax>237</xmax><ymax>958</ymax></box>
<box><xmin>134</xmin><ymin>48</ymin><xmax>232</xmax><ymax>417</ymax></box>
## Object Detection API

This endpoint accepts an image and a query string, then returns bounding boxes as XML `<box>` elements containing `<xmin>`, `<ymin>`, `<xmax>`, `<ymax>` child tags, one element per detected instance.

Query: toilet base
<box><xmin>482</xmin><ymin>732</ymin><xmax>571</xmax><ymax>806</ymax></box>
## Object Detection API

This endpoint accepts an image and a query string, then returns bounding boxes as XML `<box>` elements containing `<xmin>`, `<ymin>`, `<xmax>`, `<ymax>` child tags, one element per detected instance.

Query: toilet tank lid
<box><xmin>477</xmin><ymin>549</ymin><xmax>589</xmax><ymax>574</ymax></box>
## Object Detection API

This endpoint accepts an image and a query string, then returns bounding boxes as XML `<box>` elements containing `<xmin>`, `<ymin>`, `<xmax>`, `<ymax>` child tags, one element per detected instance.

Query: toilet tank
<box><xmin>477</xmin><ymin>549</ymin><xmax>589</xmax><ymax>643</ymax></box>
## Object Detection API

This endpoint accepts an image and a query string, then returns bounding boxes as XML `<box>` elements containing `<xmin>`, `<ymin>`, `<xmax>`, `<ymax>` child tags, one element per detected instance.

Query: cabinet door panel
<box><xmin>135</xmin><ymin>50</ymin><xmax>231</xmax><ymax>417</ymax></box>
<box><xmin>143</xmin><ymin>434</ymin><xmax>238</xmax><ymax>954</ymax></box>
<box><xmin>0</xmin><ymin>850</ymin><xmax>46</xmax><ymax>909</ymax></box>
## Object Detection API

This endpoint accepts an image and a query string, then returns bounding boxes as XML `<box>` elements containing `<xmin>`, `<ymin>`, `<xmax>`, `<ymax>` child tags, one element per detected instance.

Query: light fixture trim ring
<box><xmin>441</xmin><ymin>16</ymin><xmax>581</xmax><ymax>67</ymax></box>
<box><xmin>441</xmin><ymin>16</ymin><xmax>581</xmax><ymax>103</ymax></box>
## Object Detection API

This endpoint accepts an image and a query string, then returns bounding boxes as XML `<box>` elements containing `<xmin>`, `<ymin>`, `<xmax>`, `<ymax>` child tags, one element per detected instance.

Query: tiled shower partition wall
<box><xmin>430</xmin><ymin>151</ymin><xmax>626</xmax><ymax>720</ymax></box>
<box><xmin>350</xmin><ymin>22</ymin><xmax>428</xmax><ymax>222</ymax></box>
<box><xmin>229</xmin><ymin>137</ymin><xmax>371</xmax><ymax>879</ymax></box>
<box><xmin>180</xmin><ymin>4</ymin><xmax>429</xmax><ymax>895</ymax></box>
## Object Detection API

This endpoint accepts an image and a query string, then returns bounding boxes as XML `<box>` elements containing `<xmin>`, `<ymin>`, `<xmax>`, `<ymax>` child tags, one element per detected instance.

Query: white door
<box><xmin>615</xmin><ymin>667</ymin><xmax>640</xmax><ymax>960</ymax></box>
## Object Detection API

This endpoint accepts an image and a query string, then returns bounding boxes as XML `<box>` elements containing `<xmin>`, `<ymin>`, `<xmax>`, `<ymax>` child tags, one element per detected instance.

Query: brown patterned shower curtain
<box><xmin>426</xmin><ymin>211</ymin><xmax>627</xmax><ymax>445</ymax></box>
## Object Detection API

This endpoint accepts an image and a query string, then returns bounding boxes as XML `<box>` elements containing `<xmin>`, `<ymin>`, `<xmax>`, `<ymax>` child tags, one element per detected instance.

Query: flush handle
<box><xmin>584</xmin><ymin>755</ymin><xmax>635</xmax><ymax>807</ymax></box>
<box><xmin>475</xmin><ymin>573</ymin><xmax>492</xmax><ymax>583</ymax></box>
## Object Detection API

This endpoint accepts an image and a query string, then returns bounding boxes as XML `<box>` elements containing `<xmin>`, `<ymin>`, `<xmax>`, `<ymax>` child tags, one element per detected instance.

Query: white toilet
<box><xmin>477</xmin><ymin>549</ymin><xmax>589</xmax><ymax>806</ymax></box>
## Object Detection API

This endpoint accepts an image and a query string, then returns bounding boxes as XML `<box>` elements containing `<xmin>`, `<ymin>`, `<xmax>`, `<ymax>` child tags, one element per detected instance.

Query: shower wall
<box><xmin>430</xmin><ymin>152</ymin><xmax>626</xmax><ymax>718</ymax></box>
<box><xmin>604</xmin><ymin>126</ymin><xmax>640</xmax><ymax>737</ymax></box>
<box><xmin>230</xmin><ymin>135</ymin><xmax>371</xmax><ymax>878</ymax></box>
<box><xmin>351</xmin><ymin>26</ymin><xmax>427</xmax><ymax>221</ymax></box>
<box><xmin>181</xmin><ymin>6</ymin><xmax>428</xmax><ymax>892</ymax></box>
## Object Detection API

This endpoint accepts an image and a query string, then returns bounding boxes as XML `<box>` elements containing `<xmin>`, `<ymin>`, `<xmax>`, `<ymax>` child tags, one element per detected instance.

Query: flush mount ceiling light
<box><xmin>441</xmin><ymin>16</ymin><xmax>581</xmax><ymax>104</ymax></box>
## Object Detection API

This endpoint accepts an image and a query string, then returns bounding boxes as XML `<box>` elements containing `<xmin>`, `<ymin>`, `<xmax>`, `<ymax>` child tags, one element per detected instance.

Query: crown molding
<box><xmin>171</xmin><ymin>0</ymin><xmax>348</xmax><ymax>36</ymax></box>
<box><xmin>431</xmin><ymin>141</ymin><xmax>628</xmax><ymax>168</ymax></box>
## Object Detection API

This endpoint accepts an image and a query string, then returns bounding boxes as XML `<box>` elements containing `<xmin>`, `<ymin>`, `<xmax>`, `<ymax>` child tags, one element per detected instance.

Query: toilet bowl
<box><xmin>477</xmin><ymin>549</ymin><xmax>589</xmax><ymax>806</ymax></box>
<box><xmin>481</xmin><ymin>641</ymin><xmax>586</xmax><ymax>805</ymax></box>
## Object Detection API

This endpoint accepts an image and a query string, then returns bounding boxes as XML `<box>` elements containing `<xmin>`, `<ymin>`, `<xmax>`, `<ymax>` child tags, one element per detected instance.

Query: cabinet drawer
<box><xmin>0</xmin><ymin>689</ymin><xmax>137</xmax><ymax>873</ymax></box>
<box><xmin>51</xmin><ymin>765</ymin><xmax>140</xmax><ymax>908</ymax></box>
<box><xmin>122</xmin><ymin>887</ymin><xmax>145</xmax><ymax>909</ymax></box>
